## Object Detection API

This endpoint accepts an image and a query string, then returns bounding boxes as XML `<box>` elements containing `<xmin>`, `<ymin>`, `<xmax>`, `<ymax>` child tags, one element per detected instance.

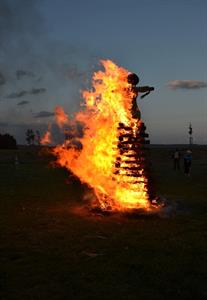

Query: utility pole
<box><xmin>189</xmin><ymin>123</ymin><xmax>193</xmax><ymax>145</ymax></box>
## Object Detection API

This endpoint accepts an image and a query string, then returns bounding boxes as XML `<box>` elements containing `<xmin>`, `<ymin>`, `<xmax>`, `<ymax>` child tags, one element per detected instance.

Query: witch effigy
<box><xmin>114</xmin><ymin>73</ymin><xmax>157</xmax><ymax>204</ymax></box>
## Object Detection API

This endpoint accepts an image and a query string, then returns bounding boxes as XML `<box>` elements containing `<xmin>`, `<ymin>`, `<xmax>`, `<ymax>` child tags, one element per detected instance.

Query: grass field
<box><xmin>1</xmin><ymin>145</ymin><xmax>207</xmax><ymax>300</ymax></box>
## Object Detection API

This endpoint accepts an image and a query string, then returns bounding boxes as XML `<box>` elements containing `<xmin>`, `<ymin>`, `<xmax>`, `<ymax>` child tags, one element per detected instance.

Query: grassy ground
<box><xmin>1</xmin><ymin>145</ymin><xmax>207</xmax><ymax>300</ymax></box>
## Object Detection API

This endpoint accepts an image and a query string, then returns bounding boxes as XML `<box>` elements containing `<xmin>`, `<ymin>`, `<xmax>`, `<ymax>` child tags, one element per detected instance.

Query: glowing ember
<box><xmin>44</xmin><ymin>60</ymin><xmax>158</xmax><ymax>212</ymax></box>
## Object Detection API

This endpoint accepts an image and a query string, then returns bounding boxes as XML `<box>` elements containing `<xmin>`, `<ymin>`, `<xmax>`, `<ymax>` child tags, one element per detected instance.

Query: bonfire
<box><xmin>42</xmin><ymin>60</ymin><xmax>162</xmax><ymax>213</ymax></box>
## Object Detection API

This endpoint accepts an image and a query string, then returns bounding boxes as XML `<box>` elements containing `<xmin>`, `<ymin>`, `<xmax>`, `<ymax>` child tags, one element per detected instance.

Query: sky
<box><xmin>0</xmin><ymin>0</ymin><xmax>206</xmax><ymax>144</ymax></box>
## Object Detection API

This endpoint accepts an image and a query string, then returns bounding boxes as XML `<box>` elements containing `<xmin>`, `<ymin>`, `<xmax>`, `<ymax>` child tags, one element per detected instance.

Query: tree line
<box><xmin>0</xmin><ymin>129</ymin><xmax>42</xmax><ymax>149</ymax></box>
<box><xmin>0</xmin><ymin>134</ymin><xmax>17</xmax><ymax>149</ymax></box>
<box><xmin>25</xmin><ymin>129</ymin><xmax>41</xmax><ymax>146</ymax></box>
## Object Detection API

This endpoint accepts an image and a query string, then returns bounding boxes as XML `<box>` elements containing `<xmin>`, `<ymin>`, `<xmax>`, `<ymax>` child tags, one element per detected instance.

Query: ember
<box><xmin>43</xmin><ymin>60</ymin><xmax>162</xmax><ymax>212</ymax></box>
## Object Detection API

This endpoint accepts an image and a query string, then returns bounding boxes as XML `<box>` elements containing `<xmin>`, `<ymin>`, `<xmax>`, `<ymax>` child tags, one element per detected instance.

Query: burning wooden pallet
<box><xmin>114</xmin><ymin>120</ymin><xmax>156</xmax><ymax>203</ymax></box>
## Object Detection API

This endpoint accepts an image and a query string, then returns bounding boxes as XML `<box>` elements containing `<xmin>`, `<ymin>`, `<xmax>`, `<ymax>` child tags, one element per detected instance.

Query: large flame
<box><xmin>50</xmin><ymin>60</ymin><xmax>150</xmax><ymax>211</ymax></box>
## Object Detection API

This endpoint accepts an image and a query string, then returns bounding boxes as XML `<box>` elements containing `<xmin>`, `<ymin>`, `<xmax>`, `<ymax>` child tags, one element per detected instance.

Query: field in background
<box><xmin>1</xmin><ymin>145</ymin><xmax>207</xmax><ymax>300</ymax></box>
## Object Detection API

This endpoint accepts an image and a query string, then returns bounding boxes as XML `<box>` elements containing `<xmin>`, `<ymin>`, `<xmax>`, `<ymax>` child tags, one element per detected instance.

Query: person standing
<box><xmin>173</xmin><ymin>148</ymin><xmax>181</xmax><ymax>170</ymax></box>
<box><xmin>184</xmin><ymin>150</ymin><xmax>192</xmax><ymax>176</ymax></box>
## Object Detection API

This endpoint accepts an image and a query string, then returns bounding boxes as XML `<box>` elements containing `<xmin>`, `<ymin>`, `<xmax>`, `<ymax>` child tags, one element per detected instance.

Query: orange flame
<box><xmin>52</xmin><ymin>60</ymin><xmax>150</xmax><ymax>211</ymax></box>
<box><xmin>40</xmin><ymin>124</ymin><xmax>52</xmax><ymax>145</ymax></box>
<box><xmin>55</xmin><ymin>106</ymin><xmax>70</xmax><ymax>128</ymax></box>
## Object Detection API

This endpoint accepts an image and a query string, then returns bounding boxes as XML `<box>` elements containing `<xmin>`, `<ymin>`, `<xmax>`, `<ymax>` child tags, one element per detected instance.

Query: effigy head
<box><xmin>127</xmin><ymin>73</ymin><xmax>139</xmax><ymax>86</ymax></box>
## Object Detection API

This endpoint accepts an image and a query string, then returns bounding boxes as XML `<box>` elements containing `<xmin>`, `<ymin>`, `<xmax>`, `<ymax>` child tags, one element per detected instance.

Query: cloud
<box><xmin>30</xmin><ymin>88</ymin><xmax>46</xmax><ymax>95</ymax></box>
<box><xmin>168</xmin><ymin>80</ymin><xmax>207</xmax><ymax>90</ymax></box>
<box><xmin>6</xmin><ymin>87</ymin><xmax>46</xmax><ymax>99</ymax></box>
<box><xmin>34</xmin><ymin>111</ymin><xmax>55</xmax><ymax>118</ymax></box>
<box><xmin>7</xmin><ymin>90</ymin><xmax>28</xmax><ymax>99</ymax></box>
<box><xmin>0</xmin><ymin>72</ymin><xmax>6</xmax><ymax>85</ymax></box>
<box><xmin>16</xmin><ymin>70</ymin><xmax>35</xmax><ymax>80</ymax></box>
<box><xmin>17</xmin><ymin>100</ymin><xmax>29</xmax><ymax>106</ymax></box>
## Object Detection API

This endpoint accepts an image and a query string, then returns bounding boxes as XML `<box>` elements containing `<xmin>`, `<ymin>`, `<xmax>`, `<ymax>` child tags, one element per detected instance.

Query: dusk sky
<box><xmin>0</xmin><ymin>0</ymin><xmax>206</xmax><ymax>144</ymax></box>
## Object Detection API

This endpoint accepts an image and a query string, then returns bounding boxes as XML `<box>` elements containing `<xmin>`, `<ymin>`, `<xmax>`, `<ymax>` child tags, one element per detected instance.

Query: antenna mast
<box><xmin>189</xmin><ymin>123</ymin><xmax>193</xmax><ymax>145</ymax></box>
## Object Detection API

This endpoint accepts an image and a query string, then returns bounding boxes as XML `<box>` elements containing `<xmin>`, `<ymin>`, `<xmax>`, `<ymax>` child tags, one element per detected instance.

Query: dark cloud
<box><xmin>6</xmin><ymin>87</ymin><xmax>46</xmax><ymax>99</ymax></box>
<box><xmin>30</xmin><ymin>88</ymin><xmax>46</xmax><ymax>95</ymax></box>
<box><xmin>7</xmin><ymin>90</ymin><xmax>28</xmax><ymax>99</ymax></box>
<box><xmin>168</xmin><ymin>80</ymin><xmax>207</xmax><ymax>90</ymax></box>
<box><xmin>0</xmin><ymin>0</ymin><xmax>98</xmax><ymax>126</ymax></box>
<box><xmin>34</xmin><ymin>111</ymin><xmax>55</xmax><ymax>118</ymax></box>
<box><xmin>16</xmin><ymin>70</ymin><xmax>35</xmax><ymax>80</ymax></box>
<box><xmin>0</xmin><ymin>72</ymin><xmax>6</xmax><ymax>85</ymax></box>
<box><xmin>17</xmin><ymin>100</ymin><xmax>29</xmax><ymax>106</ymax></box>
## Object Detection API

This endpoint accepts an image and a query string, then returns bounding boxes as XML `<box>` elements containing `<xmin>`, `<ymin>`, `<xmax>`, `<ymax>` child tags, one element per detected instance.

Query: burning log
<box><xmin>125</xmin><ymin>151</ymin><xmax>149</xmax><ymax>157</ymax></box>
<box><xmin>124</xmin><ymin>173</ymin><xmax>145</xmax><ymax>178</ymax></box>
<box><xmin>121</xmin><ymin>166</ymin><xmax>148</xmax><ymax>171</ymax></box>
<box><xmin>122</xmin><ymin>159</ymin><xmax>147</xmax><ymax>164</ymax></box>
<box><xmin>118</xmin><ymin>123</ymin><xmax>132</xmax><ymax>130</ymax></box>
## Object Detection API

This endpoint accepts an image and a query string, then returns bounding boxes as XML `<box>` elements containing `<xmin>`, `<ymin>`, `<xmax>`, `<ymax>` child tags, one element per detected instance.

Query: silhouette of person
<box><xmin>173</xmin><ymin>148</ymin><xmax>181</xmax><ymax>170</ymax></box>
<box><xmin>184</xmin><ymin>150</ymin><xmax>192</xmax><ymax>176</ymax></box>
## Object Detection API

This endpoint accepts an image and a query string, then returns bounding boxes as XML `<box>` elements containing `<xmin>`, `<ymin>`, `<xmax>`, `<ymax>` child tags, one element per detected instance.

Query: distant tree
<box><xmin>26</xmin><ymin>129</ymin><xmax>35</xmax><ymax>145</ymax></box>
<box><xmin>0</xmin><ymin>133</ymin><xmax>17</xmax><ymax>149</ymax></box>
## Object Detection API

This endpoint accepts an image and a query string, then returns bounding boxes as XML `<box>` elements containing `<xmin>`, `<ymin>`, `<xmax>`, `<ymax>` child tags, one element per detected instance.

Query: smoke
<box><xmin>0</xmin><ymin>0</ymin><xmax>96</xmax><ymax>92</ymax></box>
<box><xmin>167</xmin><ymin>80</ymin><xmax>207</xmax><ymax>90</ymax></box>
<box><xmin>0</xmin><ymin>0</ymin><xmax>44</xmax><ymax>67</ymax></box>
<box><xmin>0</xmin><ymin>0</ymin><xmax>98</xmax><ymax>143</ymax></box>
